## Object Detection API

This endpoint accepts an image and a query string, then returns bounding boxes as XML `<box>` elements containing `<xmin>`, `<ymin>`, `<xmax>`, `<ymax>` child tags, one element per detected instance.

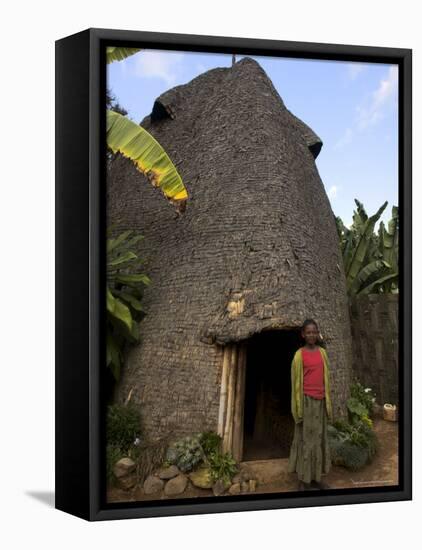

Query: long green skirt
<box><xmin>288</xmin><ymin>394</ymin><xmax>332</xmax><ymax>483</ymax></box>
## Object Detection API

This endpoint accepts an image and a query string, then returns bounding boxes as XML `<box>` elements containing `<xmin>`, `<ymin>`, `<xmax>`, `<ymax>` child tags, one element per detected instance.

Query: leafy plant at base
<box><xmin>347</xmin><ymin>381</ymin><xmax>377</xmax><ymax>427</ymax></box>
<box><xmin>165</xmin><ymin>434</ymin><xmax>205</xmax><ymax>473</ymax></box>
<box><xmin>338</xmin><ymin>441</ymin><xmax>369</xmax><ymax>471</ymax></box>
<box><xmin>199</xmin><ymin>431</ymin><xmax>222</xmax><ymax>457</ymax></box>
<box><xmin>350</xmin><ymin>381</ymin><xmax>376</xmax><ymax>416</ymax></box>
<box><xmin>106</xmin><ymin>402</ymin><xmax>143</xmax><ymax>453</ymax></box>
<box><xmin>328</xmin><ymin>417</ymin><xmax>378</xmax><ymax>471</ymax></box>
<box><xmin>106</xmin><ymin>402</ymin><xmax>143</xmax><ymax>485</ymax></box>
<box><xmin>347</xmin><ymin>397</ymin><xmax>368</xmax><ymax>423</ymax></box>
<box><xmin>107</xmin><ymin>228</ymin><xmax>150</xmax><ymax>381</ymax></box>
<box><xmin>206</xmin><ymin>451</ymin><xmax>238</xmax><ymax>484</ymax></box>
<box><xmin>164</xmin><ymin>431</ymin><xmax>235</xmax><ymax>481</ymax></box>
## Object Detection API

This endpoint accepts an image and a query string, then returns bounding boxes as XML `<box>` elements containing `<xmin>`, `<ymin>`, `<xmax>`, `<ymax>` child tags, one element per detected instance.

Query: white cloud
<box><xmin>327</xmin><ymin>185</ymin><xmax>339</xmax><ymax>199</ymax></box>
<box><xmin>333</xmin><ymin>65</ymin><xmax>398</xmax><ymax>152</ymax></box>
<box><xmin>333</xmin><ymin>127</ymin><xmax>353</xmax><ymax>150</ymax></box>
<box><xmin>133</xmin><ymin>51</ymin><xmax>185</xmax><ymax>85</ymax></box>
<box><xmin>356</xmin><ymin>65</ymin><xmax>398</xmax><ymax>130</ymax></box>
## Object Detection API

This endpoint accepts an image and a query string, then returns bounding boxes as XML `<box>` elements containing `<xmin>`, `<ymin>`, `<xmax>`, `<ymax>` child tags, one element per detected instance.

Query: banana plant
<box><xmin>105</xmin><ymin>47</ymin><xmax>189</xmax><ymax>379</ymax></box>
<box><xmin>107</xmin><ymin>110</ymin><xmax>188</xmax><ymax>207</ymax></box>
<box><xmin>376</xmin><ymin>205</ymin><xmax>399</xmax><ymax>293</ymax></box>
<box><xmin>107</xmin><ymin>47</ymin><xmax>143</xmax><ymax>64</ymax></box>
<box><xmin>337</xmin><ymin>200</ymin><xmax>399</xmax><ymax>296</ymax></box>
<box><xmin>107</xmin><ymin>228</ymin><xmax>151</xmax><ymax>381</ymax></box>
<box><xmin>345</xmin><ymin>200</ymin><xmax>388</xmax><ymax>290</ymax></box>
<box><xmin>106</xmin><ymin>47</ymin><xmax>188</xmax><ymax>211</ymax></box>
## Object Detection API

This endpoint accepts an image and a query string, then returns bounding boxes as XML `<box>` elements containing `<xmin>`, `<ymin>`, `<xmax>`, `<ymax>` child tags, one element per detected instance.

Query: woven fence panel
<box><xmin>349</xmin><ymin>294</ymin><xmax>399</xmax><ymax>406</ymax></box>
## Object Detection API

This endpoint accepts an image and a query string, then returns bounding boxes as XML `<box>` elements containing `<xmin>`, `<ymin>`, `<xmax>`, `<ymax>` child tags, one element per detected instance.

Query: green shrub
<box><xmin>350</xmin><ymin>381</ymin><xmax>376</xmax><ymax>416</ymax></box>
<box><xmin>333</xmin><ymin>419</ymin><xmax>353</xmax><ymax>434</ymax></box>
<box><xmin>328</xmin><ymin>418</ymin><xmax>378</xmax><ymax>471</ymax></box>
<box><xmin>358</xmin><ymin>421</ymin><xmax>379</xmax><ymax>460</ymax></box>
<box><xmin>199</xmin><ymin>431</ymin><xmax>222</xmax><ymax>458</ymax></box>
<box><xmin>340</xmin><ymin>441</ymin><xmax>369</xmax><ymax>471</ymax></box>
<box><xmin>165</xmin><ymin>434</ymin><xmax>205</xmax><ymax>473</ymax></box>
<box><xmin>106</xmin><ymin>402</ymin><xmax>142</xmax><ymax>453</ymax></box>
<box><xmin>345</xmin><ymin>381</ymin><xmax>377</xmax><ymax>427</ymax></box>
<box><xmin>207</xmin><ymin>451</ymin><xmax>238</xmax><ymax>484</ymax></box>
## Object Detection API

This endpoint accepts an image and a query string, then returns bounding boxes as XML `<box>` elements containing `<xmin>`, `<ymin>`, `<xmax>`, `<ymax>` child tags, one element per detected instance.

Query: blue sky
<box><xmin>107</xmin><ymin>49</ymin><xmax>398</xmax><ymax>229</ymax></box>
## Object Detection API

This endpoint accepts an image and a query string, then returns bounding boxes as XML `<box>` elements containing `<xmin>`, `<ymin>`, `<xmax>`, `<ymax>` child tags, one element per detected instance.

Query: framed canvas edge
<box><xmin>55</xmin><ymin>27</ymin><xmax>412</xmax><ymax>522</ymax></box>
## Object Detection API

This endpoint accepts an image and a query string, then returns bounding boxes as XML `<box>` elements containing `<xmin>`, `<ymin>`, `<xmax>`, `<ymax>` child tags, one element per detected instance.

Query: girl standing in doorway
<box><xmin>288</xmin><ymin>318</ymin><xmax>333</xmax><ymax>491</ymax></box>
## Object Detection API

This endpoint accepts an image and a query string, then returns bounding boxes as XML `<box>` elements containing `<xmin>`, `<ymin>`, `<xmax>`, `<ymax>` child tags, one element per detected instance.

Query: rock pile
<box><xmin>112</xmin><ymin>458</ymin><xmax>258</xmax><ymax>498</ymax></box>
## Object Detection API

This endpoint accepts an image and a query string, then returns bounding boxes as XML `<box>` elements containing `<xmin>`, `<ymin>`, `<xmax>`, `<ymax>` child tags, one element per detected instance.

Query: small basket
<box><xmin>383</xmin><ymin>403</ymin><xmax>398</xmax><ymax>422</ymax></box>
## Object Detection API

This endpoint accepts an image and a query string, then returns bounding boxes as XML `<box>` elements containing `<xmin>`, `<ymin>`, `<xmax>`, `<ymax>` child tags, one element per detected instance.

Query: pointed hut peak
<box><xmin>147</xmin><ymin>55</ymin><xmax>322</xmax><ymax>158</ymax></box>
<box><xmin>150</xmin><ymin>56</ymin><xmax>286</xmax><ymax>122</ymax></box>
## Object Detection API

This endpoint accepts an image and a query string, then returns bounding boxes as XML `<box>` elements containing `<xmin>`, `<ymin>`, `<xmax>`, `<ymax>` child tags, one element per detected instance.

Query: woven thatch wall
<box><xmin>107</xmin><ymin>57</ymin><xmax>353</xmax><ymax>442</ymax></box>
<box><xmin>349</xmin><ymin>294</ymin><xmax>399</xmax><ymax>405</ymax></box>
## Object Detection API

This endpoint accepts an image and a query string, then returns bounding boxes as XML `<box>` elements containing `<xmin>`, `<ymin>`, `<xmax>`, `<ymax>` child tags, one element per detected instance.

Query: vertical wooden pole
<box><xmin>223</xmin><ymin>344</ymin><xmax>238</xmax><ymax>453</ymax></box>
<box><xmin>238</xmin><ymin>343</ymin><xmax>247</xmax><ymax>460</ymax></box>
<box><xmin>232</xmin><ymin>342</ymin><xmax>247</xmax><ymax>461</ymax></box>
<box><xmin>217</xmin><ymin>345</ymin><xmax>231</xmax><ymax>437</ymax></box>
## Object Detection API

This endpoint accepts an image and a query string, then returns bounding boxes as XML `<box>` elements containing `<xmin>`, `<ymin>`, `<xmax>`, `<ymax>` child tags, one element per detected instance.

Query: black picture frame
<box><xmin>55</xmin><ymin>27</ymin><xmax>412</xmax><ymax>521</ymax></box>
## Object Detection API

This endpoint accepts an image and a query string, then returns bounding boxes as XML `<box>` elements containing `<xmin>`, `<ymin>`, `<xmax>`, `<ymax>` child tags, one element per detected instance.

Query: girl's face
<box><xmin>302</xmin><ymin>324</ymin><xmax>318</xmax><ymax>345</ymax></box>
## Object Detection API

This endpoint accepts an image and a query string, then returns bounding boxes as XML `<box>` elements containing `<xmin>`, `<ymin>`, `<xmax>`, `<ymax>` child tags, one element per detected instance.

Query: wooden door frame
<box><xmin>217</xmin><ymin>341</ymin><xmax>248</xmax><ymax>461</ymax></box>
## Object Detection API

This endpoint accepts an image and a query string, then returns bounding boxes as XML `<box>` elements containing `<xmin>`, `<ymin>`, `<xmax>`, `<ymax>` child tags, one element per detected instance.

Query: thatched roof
<box><xmin>107</xmin><ymin>57</ymin><xmax>349</xmax><ymax>345</ymax></box>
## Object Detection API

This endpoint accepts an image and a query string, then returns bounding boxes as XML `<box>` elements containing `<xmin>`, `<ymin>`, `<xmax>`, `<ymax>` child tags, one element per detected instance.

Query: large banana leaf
<box><xmin>348</xmin><ymin>259</ymin><xmax>391</xmax><ymax>297</ymax></box>
<box><xmin>353</xmin><ymin>199</ymin><xmax>368</xmax><ymax>224</ymax></box>
<box><xmin>107</xmin><ymin>286</ymin><xmax>132</xmax><ymax>333</ymax></box>
<box><xmin>107</xmin><ymin>110</ymin><xmax>188</xmax><ymax>206</ymax></box>
<box><xmin>346</xmin><ymin>201</ymin><xmax>388</xmax><ymax>289</ymax></box>
<box><xmin>358</xmin><ymin>272</ymin><xmax>398</xmax><ymax>295</ymax></box>
<box><xmin>106</xmin><ymin>46</ymin><xmax>141</xmax><ymax>64</ymax></box>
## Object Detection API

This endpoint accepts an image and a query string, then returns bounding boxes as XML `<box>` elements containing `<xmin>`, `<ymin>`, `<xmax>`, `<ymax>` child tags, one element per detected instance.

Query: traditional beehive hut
<box><xmin>107</xmin><ymin>57</ymin><xmax>353</xmax><ymax>461</ymax></box>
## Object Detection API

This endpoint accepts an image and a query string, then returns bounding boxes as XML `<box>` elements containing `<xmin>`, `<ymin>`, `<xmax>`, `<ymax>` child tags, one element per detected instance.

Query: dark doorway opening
<box><xmin>242</xmin><ymin>328</ymin><xmax>302</xmax><ymax>461</ymax></box>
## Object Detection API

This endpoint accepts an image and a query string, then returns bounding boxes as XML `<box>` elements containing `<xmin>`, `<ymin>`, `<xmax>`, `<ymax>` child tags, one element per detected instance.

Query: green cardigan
<box><xmin>290</xmin><ymin>345</ymin><xmax>333</xmax><ymax>424</ymax></box>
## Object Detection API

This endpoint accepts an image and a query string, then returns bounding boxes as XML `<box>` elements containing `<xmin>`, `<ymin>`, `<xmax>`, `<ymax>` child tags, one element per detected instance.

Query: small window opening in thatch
<box><xmin>151</xmin><ymin>100</ymin><xmax>173</xmax><ymax>122</ymax></box>
<box><xmin>308</xmin><ymin>140</ymin><xmax>322</xmax><ymax>159</ymax></box>
<box><xmin>242</xmin><ymin>328</ymin><xmax>302</xmax><ymax>461</ymax></box>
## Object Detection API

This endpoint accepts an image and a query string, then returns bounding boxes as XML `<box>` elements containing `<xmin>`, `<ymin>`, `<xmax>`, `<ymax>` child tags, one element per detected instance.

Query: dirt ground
<box><xmin>107</xmin><ymin>417</ymin><xmax>398</xmax><ymax>503</ymax></box>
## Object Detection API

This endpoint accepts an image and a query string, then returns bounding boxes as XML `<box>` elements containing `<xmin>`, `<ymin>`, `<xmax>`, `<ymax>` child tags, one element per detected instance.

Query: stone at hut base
<box><xmin>116</xmin><ymin>473</ymin><xmax>137</xmax><ymax>491</ymax></box>
<box><xmin>164</xmin><ymin>474</ymin><xmax>188</xmax><ymax>496</ymax></box>
<box><xmin>158</xmin><ymin>465</ymin><xmax>180</xmax><ymax>480</ymax></box>
<box><xmin>241</xmin><ymin>467</ymin><xmax>253</xmax><ymax>482</ymax></box>
<box><xmin>233</xmin><ymin>467</ymin><xmax>252</xmax><ymax>483</ymax></box>
<box><xmin>240</xmin><ymin>481</ymin><xmax>249</xmax><ymax>493</ymax></box>
<box><xmin>249</xmin><ymin>479</ymin><xmax>257</xmax><ymax>492</ymax></box>
<box><xmin>212</xmin><ymin>479</ymin><xmax>227</xmax><ymax>496</ymax></box>
<box><xmin>189</xmin><ymin>467</ymin><xmax>213</xmax><ymax>489</ymax></box>
<box><xmin>228</xmin><ymin>482</ymin><xmax>241</xmax><ymax>495</ymax></box>
<box><xmin>143</xmin><ymin>475</ymin><xmax>164</xmax><ymax>495</ymax></box>
<box><xmin>133</xmin><ymin>486</ymin><xmax>145</xmax><ymax>500</ymax></box>
<box><xmin>113</xmin><ymin>457</ymin><xmax>136</xmax><ymax>479</ymax></box>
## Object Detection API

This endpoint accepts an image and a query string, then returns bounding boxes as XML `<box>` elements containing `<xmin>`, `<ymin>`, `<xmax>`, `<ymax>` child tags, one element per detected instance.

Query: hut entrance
<box><xmin>242</xmin><ymin>330</ymin><xmax>301</xmax><ymax>461</ymax></box>
<box><xmin>217</xmin><ymin>329</ymin><xmax>302</xmax><ymax>462</ymax></box>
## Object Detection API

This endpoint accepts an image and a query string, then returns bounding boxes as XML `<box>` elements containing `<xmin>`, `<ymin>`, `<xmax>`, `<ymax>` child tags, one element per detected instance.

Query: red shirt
<box><xmin>302</xmin><ymin>347</ymin><xmax>325</xmax><ymax>399</ymax></box>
